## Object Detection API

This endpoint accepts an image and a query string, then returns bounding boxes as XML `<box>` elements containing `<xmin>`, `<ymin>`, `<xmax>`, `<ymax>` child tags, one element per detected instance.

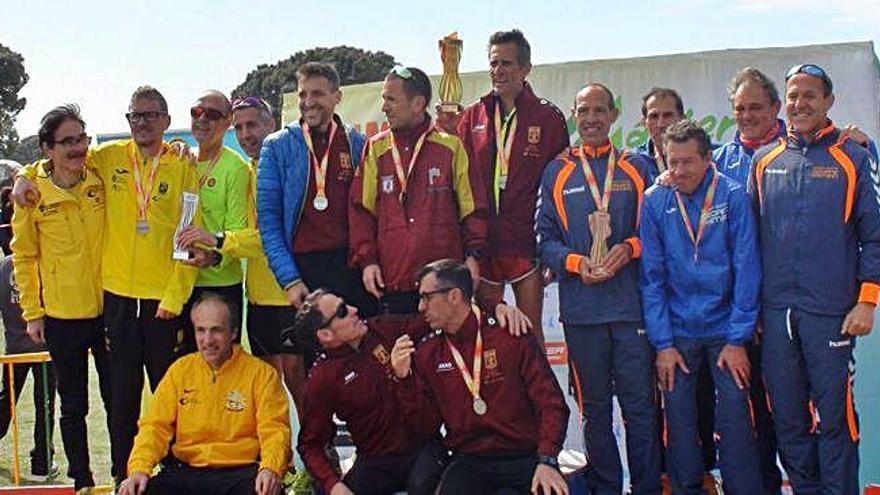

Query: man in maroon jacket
<box><xmin>457</xmin><ymin>29</ymin><xmax>570</xmax><ymax>345</ymax></box>
<box><xmin>350</xmin><ymin>67</ymin><xmax>488</xmax><ymax>316</ymax></box>
<box><xmin>391</xmin><ymin>259</ymin><xmax>570</xmax><ymax>495</ymax></box>
<box><xmin>292</xmin><ymin>286</ymin><xmax>531</xmax><ymax>494</ymax></box>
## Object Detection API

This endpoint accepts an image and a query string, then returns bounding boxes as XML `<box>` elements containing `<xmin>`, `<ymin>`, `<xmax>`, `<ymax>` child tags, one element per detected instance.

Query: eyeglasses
<box><xmin>418</xmin><ymin>286</ymin><xmax>455</xmax><ymax>303</ymax></box>
<box><xmin>785</xmin><ymin>64</ymin><xmax>833</xmax><ymax>92</ymax></box>
<box><xmin>53</xmin><ymin>133</ymin><xmax>91</xmax><ymax>147</ymax></box>
<box><xmin>126</xmin><ymin>111</ymin><xmax>167</xmax><ymax>124</ymax></box>
<box><xmin>232</xmin><ymin>96</ymin><xmax>272</xmax><ymax>114</ymax></box>
<box><xmin>389</xmin><ymin>66</ymin><xmax>413</xmax><ymax>79</ymax></box>
<box><xmin>319</xmin><ymin>301</ymin><xmax>348</xmax><ymax>329</ymax></box>
<box><xmin>190</xmin><ymin>106</ymin><xmax>228</xmax><ymax>122</ymax></box>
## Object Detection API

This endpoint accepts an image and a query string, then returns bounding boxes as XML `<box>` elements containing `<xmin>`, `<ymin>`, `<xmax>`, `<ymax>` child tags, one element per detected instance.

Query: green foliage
<box><xmin>231</xmin><ymin>46</ymin><xmax>397</xmax><ymax>126</ymax></box>
<box><xmin>0</xmin><ymin>42</ymin><xmax>28</xmax><ymax>157</ymax></box>
<box><xmin>9</xmin><ymin>135</ymin><xmax>40</xmax><ymax>165</ymax></box>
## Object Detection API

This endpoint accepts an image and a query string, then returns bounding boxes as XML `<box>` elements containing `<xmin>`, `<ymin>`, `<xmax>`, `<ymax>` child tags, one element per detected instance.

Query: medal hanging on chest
<box><xmin>303</xmin><ymin>120</ymin><xmax>338</xmax><ymax>211</ymax></box>
<box><xmin>130</xmin><ymin>150</ymin><xmax>162</xmax><ymax>235</ymax></box>
<box><xmin>578</xmin><ymin>147</ymin><xmax>617</xmax><ymax>276</ymax></box>
<box><xmin>446</xmin><ymin>307</ymin><xmax>487</xmax><ymax>416</ymax></box>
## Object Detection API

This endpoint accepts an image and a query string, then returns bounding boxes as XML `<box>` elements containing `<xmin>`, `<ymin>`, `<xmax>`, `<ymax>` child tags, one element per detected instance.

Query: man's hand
<box><xmin>531</xmin><ymin>463</ymin><xmax>568</xmax><ymax>495</ymax></box>
<box><xmin>465</xmin><ymin>256</ymin><xmax>480</xmax><ymax>292</ymax></box>
<box><xmin>391</xmin><ymin>334</ymin><xmax>415</xmax><ymax>379</ymax></box>
<box><xmin>118</xmin><ymin>472</ymin><xmax>150</xmax><ymax>495</ymax></box>
<box><xmin>26</xmin><ymin>318</ymin><xmax>45</xmax><ymax>345</ymax></box>
<box><xmin>840</xmin><ymin>124</ymin><xmax>870</xmax><ymax>146</ymax></box>
<box><xmin>601</xmin><ymin>243</ymin><xmax>633</xmax><ymax>277</ymax></box>
<box><xmin>362</xmin><ymin>264</ymin><xmax>385</xmax><ymax>299</ymax></box>
<box><xmin>177</xmin><ymin>226</ymin><xmax>217</xmax><ymax>249</ymax></box>
<box><xmin>330</xmin><ymin>482</ymin><xmax>355</xmax><ymax>495</ymax></box>
<box><xmin>12</xmin><ymin>177</ymin><xmax>40</xmax><ymax>207</ymax></box>
<box><xmin>169</xmin><ymin>140</ymin><xmax>198</xmax><ymax>164</ymax></box>
<box><xmin>716</xmin><ymin>344</ymin><xmax>751</xmax><ymax>390</ymax></box>
<box><xmin>656</xmin><ymin>347</ymin><xmax>690</xmax><ymax>392</ymax></box>
<box><xmin>182</xmin><ymin>248</ymin><xmax>214</xmax><ymax>268</ymax></box>
<box><xmin>286</xmin><ymin>280</ymin><xmax>310</xmax><ymax>309</ymax></box>
<box><xmin>578</xmin><ymin>256</ymin><xmax>609</xmax><ymax>285</ymax></box>
<box><xmin>254</xmin><ymin>468</ymin><xmax>281</xmax><ymax>495</ymax></box>
<box><xmin>655</xmin><ymin>169</ymin><xmax>672</xmax><ymax>186</ymax></box>
<box><xmin>155</xmin><ymin>307</ymin><xmax>177</xmax><ymax>320</ymax></box>
<box><xmin>495</xmin><ymin>303</ymin><xmax>533</xmax><ymax>337</ymax></box>
<box><xmin>842</xmin><ymin>302</ymin><xmax>875</xmax><ymax>336</ymax></box>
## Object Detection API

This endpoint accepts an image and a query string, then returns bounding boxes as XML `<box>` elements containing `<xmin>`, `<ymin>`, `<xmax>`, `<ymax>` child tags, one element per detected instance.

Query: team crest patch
<box><xmin>484</xmin><ymin>349</ymin><xmax>498</xmax><ymax>370</ymax></box>
<box><xmin>206</xmin><ymin>177</ymin><xmax>217</xmax><ymax>188</ymax></box>
<box><xmin>381</xmin><ymin>175</ymin><xmax>395</xmax><ymax>194</ymax></box>
<box><xmin>528</xmin><ymin>126</ymin><xmax>541</xmax><ymax>144</ymax></box>
<box><xmin>373</xmin><ymin>344</ymin><xmax>390</xmax><ymax>365</ymax></box>
<box><xmin>611</xmin><ymin>180</ymin><xmax>632</xmax><ymax>192</ymax></box>
<box><xmin>428</xmin><ymin>166</ymin><xmax>442</xmax><ymax>186</ymax></box>
<box><xmin>158</xmin><ymin>182</ymin><xmax>169</xmax><ymax>194</ymax></box>
<box><xmin>338</xmin><ymin>153</ymin><xmax>354</xmax><ymax>181</ymax></box>
<box><xmin>224</xmin><ymin>390</ymin><xmax>246</xmax><ymax>412</ymax></box>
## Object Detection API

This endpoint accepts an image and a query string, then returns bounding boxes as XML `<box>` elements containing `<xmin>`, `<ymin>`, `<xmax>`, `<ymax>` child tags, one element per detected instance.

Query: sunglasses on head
<box><xmin>320</xmin><ymin>301</ymin><xmax>348</xmax><ymax>329</ymax></box>
<box><xmin>785</xmin><ymin>64</ymin><xmax>833</xmax><ymax>92</ymax></box>
<box><xmin>190</xmin><ymin>106</ymin><xmax>227</xmax><ymax>121</ymax></box>
<box><xmin>389</xmin><ymin>66</ymin><xmax>414</xmax><ymax>79</ymax></box>
<box><xmin>232</xmin><ymin>96</ymin><xmax>272</xmax><ymax>113</ymax></box>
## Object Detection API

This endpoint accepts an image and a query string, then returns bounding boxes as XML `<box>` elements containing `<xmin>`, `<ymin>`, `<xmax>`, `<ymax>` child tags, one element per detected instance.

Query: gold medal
<box><xmin>313</xmin><ymin>194</ymin><xmax>329</xmax><ymax>211</ymax></box>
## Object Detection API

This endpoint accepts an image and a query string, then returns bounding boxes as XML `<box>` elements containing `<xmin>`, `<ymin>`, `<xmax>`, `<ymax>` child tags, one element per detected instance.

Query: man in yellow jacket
<box><xmin>118</xmin><ymin>292</ymin><xmax>291</xmax><ymax>495</ymax></box>
<box><xmin>11</xmin><ymin>104</ymin><xmax>112</xmax><ymax>493</ymax></box>
<box><xmin>14</xmin><ymin>86</ymin><xmax>202</xmax><ymax>483</ymax></box>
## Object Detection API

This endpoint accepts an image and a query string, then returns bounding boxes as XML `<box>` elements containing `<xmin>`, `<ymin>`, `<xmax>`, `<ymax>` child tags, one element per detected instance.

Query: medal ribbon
<box><xmin>390</xmin><ymin>126</ymin><xmax>431</xmax><ymax>203</ymax></box>
<box><xmin>302</xmin><ymin>119</ymin><xmax>338</xmax><ymax>200</ymax></box>
<box><xmin>130</xmin><ymin>148</ymin><xmax>162</xmax><ymax>224</ymax></box>
<box><xmin>492</xmin><ymin>104</ymin><xmax>517</xmax><ymax>210</ymax></box>
<box><xmin>674</xmin><ymin>166</ymin><xmax>719</xmax><ymax>262</ymax></box>
<box><xmin>577</xmin><ymin>146</ymin><xmax>616</xmax><ymax>212</ymax></box>
<box><xmin>446</xmin><ymin>306</ymin><xmax>483</xmax><ymax>403</ymax></box>
<box><xmin>197</xmin><ymin>149</ymin><xmax>223</xmax><ymax>189</ymax></box>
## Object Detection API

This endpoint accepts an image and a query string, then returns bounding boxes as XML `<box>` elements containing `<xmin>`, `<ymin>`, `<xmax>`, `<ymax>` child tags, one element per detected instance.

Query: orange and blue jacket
<box><xmin>349</xmin><ymin>117</ymin><xmax>488</xmax><ymax>292</ymax></box>
<box><xmin>457</xmin><ymin>83</ymin><xmax>570</xmax><ymax>258</ymax></box>
<box><xmin>536</xmin><ymin>144</ymin><xmax>649</xmax><ymax>325</ymax></box>
<box><xmin>749</xmin><ymin>122</ymin><xmax>880</xmax><ymax>314</ymax></box>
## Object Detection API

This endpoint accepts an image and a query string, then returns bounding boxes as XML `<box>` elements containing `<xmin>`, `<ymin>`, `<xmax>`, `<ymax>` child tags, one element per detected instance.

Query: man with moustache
<box><xmin>177</xmin><ymin>90</ymin><xmax>249</xmax><ymax>355</ymax></box>
<box><xmin>750</xmin><ymin>64</ymin><xmax>880</xmax><ymax>494</ymax></box>
<box><xmin>457</xmin><ymin>29</ymin><xmax>569</xmax><ymax>345</ymax></box>
<box><xmin>641</xmin><ymin>120</ymin><xmax>763</xmax><ymax>494</ymax></box>
<box><xmin>258</xmin><ymin>62</ymin><xmax>373</xmax><ymax>317</ymax></box>
<box><xmin>14</xmin><ymin>86</ymin><xmax>201</xmax><ymax>484</ymax></box>
<box><xmin>350</xmin><ymin>67</ymin><xmax>487</xmax><ymax>315</ymax></box>
<box><xmin>537</xmin><ymin>84</ymin><xmax>660</xmax><ymax>494</ymax></box>
<box><xmin>637</xmin><ymin>88</ymin><xmax>685</xmax><ymax>179</ymax></box>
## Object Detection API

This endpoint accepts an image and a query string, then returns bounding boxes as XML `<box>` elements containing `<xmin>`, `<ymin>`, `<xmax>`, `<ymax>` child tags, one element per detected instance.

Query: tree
<box><xmin>232</xmin><ymin>46</ymin><xmax>397</xmax><ymax>126</ymax></box>
<box><xmin>9</xmin><ymin>135</ymin><xmax>40</xmax><ymax>164</ymax></box>
<box><xmin>0</xmin><ymin>43</ymin><xmax>28</xmax><ymax>157</ymax></box>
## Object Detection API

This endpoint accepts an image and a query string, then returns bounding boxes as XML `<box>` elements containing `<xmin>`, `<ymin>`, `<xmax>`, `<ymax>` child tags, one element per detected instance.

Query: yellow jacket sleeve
<box><xmin>128</xmin><ymin>365</ymin><xmax>179</xmax><ymax>475</ymax></box>
<box><xmin>10</xmin><ymin>200</ymin><xmax>44</xmax><ymax>321</ymax></box>
<box><xmin>255</xmin><ymin>366</ymin><xmax>291</xmax><ymax>475</ymax></box>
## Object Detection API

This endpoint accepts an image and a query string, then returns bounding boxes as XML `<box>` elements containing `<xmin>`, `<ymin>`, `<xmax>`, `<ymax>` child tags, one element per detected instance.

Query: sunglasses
<box><xmin>320</xmin><ymin>301</ymin><xmax>348</xmax><ymax>329</ymax></box>
<box><xmin>389</xmin><ymin>66</ymin><xmax>414</xmax><ymax>79</ymax></box>
<box><xmin>126</xmin><ymin>111</ymin><xmax>166</xmax><ymax>124</ymax></box>
<box><xmin>53</xmin><ymin>133</ymin><xmax>91</xmax><ymax>147</ymax></box>
<box><xmin>785</xmin><ymin>64</ymin><xmax>833</xmax><ymax>92</ymax></box>
<box><xmin>232</xmin><ymin>96</ymin><xmax>272</xmax><ymax>113</ymax></box>
<box><xmin>190</xmin><ymin>106</ymin><xmax>227</xmax><ymax>121</ymax></box>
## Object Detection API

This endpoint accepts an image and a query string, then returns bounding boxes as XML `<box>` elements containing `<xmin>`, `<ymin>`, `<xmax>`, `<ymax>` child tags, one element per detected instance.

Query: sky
<box><xmin>2</xmin><ymin>0</ymin><xmax>879</xmax><ymax>137</ymax></box>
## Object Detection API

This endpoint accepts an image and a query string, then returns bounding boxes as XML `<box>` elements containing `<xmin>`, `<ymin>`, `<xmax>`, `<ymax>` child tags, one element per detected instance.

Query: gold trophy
<box><xmin>437</xmin><ymin>32</ymin><xmax>464</xmax><ymax>133</ymax></box>
<box><xmin>588</xmin><ymin>210</ymin><xmax>612</xmax><ymax>277</ymax></box>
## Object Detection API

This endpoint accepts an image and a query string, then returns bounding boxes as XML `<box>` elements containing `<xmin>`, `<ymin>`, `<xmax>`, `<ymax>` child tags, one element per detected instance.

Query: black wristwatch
<box><xmin>210</xmin><ymin>251</ymin><xmax>223</xmax><ymax>267</ymax></box>
<box><xmin>214</xmin><ymin>231</ymin><xmax>225</xmax><ymax>250</ymax></box>
<box><xmin>537</xmin><ymin>454</ymin><xmax>559</xmax><ymax>470</ymax></box>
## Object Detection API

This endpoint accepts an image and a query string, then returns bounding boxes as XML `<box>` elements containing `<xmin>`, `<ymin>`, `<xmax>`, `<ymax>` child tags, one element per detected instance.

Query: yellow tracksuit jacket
<box><xmin>127</xmin><ymin>345</ymin><xmax>291</xmax><ymax>476</ymax></box>
<box><xmin>218</xmin><ymin>161</ymin><xmax>287</xmax><ymax>306</ymax></box>
<box><xmin>11</xmin><ymin>160</ymin><xmax>105</xmax><ymax>320</ymax></box>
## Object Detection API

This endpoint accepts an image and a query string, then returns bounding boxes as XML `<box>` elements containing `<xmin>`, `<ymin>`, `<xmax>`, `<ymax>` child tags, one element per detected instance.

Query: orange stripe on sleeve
<box><xmin>565</xmin><ymin>254</ymin><xmax>584</xmax><ymax>275</ymax></box>
<box><xmin>858</xmin><ymin>282</ymin><xmax>880</xmax><ymax>305</ymax></box>
<box><xmin>553</xmin><ymin>160</ymin><xmax>576</xmax><ymax>232</ymax></box>
<box><xmin>625</xmin><ymin>237</ymin><xmax>642</xmax><ymax>259</ymax></box>
<box><xmin>827</xmin><ymin>142</ymin><xmax>857</xmax><ymax>223</ymax></box>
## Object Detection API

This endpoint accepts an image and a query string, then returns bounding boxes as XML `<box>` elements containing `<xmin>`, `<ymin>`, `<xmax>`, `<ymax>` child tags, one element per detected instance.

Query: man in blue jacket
<box><xmin>641</xmin><ymin>120</ymin><xmax>762</xmax><ymax>494</ymax></box>
<box><xmin>538</xmin><ymin>84</ymin><xmax>660</xmax><ymax>495</ymax></box>
<box><xmin>257</xmin><ymin>62</ymin><xmax>374</xmax><ymax>319</ymax></box>
<box><xmin>750</xmin><ymin>64</ymin><xmax>880</xmax><ymax>495</ymax></box>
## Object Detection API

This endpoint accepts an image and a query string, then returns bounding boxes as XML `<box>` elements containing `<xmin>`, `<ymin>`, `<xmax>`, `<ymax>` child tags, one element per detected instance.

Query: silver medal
<box><xmin>473</xmin><ymin>397</ymin><xmax>487</xmax><ymax>416</ymax></box>
<box><xmin>137</xmin><ymin>220</ymin><xmax>149</xmax><ymax>235</ymax></box>
<box><xmin>313</xmin><ymin>195</ymin><xmax>329</xmax><ymax>211</ymax></box>
<box><xmin>498</xmin><ymin>174</ymin><xmax>508</xmax><ymax>190</ymax></box>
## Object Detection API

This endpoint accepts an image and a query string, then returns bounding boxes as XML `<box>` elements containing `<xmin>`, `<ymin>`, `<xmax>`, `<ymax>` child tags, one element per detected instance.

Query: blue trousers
<box><xmin>663</xmin><ymin>337</ymin><xmax>762</xmax><ymax>495</ymax></box>
<box><xmin>564</xmin><ymin>322</ymin><xmax>661</xmax><ymax>495</ymax></box>
<box><xmin>762</xmin><ymin>308</ymin><xmax>859</xmax><ymax>495</ymax></box>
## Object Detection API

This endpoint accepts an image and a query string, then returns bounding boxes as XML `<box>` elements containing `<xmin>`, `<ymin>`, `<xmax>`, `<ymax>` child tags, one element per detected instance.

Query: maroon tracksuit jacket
<box><xmin>395</xmin><ymin>309</ymin><xmax>569</xmax><ymax>457</ymax></box>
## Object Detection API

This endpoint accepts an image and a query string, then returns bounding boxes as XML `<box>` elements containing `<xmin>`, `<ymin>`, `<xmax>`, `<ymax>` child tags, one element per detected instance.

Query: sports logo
<box><xmin>373</xmin><ymin>344</ymin><xmax>390</xmax><ymax>365</ymax></box>
<box><xmin>381</xmin><ymin>175</ymin><xmax>395</xmax><ymax>194</ymax></box>
<box><xmin>224</xmin><ymin>390</ymin><xmax>246</xmax><ymax>412</ymax></box>
<box><xmin>528</xmin><ymin>126</ymin><xmax>541</xmax><ymax>144</ymax></box>
<box><xmin>484</xmin><ymin>349</ymin><xmax>498</xmax><ymax>370</ymax></box>
<box><xmin>207</xmin><ymin>177</ymin><xmax>217</xmax><ymax>188</ymax></box>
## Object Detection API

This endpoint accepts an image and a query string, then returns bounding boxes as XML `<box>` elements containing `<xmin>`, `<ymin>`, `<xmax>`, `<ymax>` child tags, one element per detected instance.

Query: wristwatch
<box><xmin>214</xmin><ymin>231</ymin><xmax>225</xmax><ymax>250</ymax></box>
<box><xmin>537</xmin><ymin>454</ymin><xmax>559</xmax><ymax>470</ymax></box>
